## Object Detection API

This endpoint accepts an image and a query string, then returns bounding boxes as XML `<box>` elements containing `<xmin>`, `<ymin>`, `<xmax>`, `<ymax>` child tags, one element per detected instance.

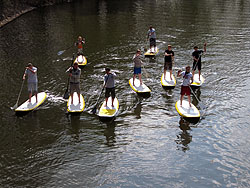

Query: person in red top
<box><xmin>75</xmin><ymin>36</ymin><xmax>85</xmax><ymax>54</ymax></box>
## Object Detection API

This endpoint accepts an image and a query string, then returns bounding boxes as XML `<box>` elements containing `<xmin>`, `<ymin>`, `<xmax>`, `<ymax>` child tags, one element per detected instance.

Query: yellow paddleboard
<box><xmin>129</xmin><ymin>78</ymin><xmax>151</xmax><ymax>94</ymax></box>
<box><xmin>161</xmin><ymin>72</ymin><xmax>176</xmax><ymax>89</ymax></box>
<box><xmin>175</xmin><ymin>100</ymin><xmax>200</xmax><ymax>118</ymax></box>
<box><xmin>191</xmin><ymin>74</ymin><xmax>205</xmax><ymax>87</ymax></box>
<box><xmin>144</xmin><ymin>47</ymin><xmax>159</xmax><ymax>57</ymax></box>
<box><xmin>98</xmin><ymin>97</ymin><xmax>119</xmax><ymax>118</ymax></box>
<box><xmin>74</xmin><ymin>55</ymin><xmax>87</xmax><ymax>68</ymax></box>
<box><xmin>67</xmin><ymin>92</ymin><xmax>85</xmax><ymax>113</ymax></box>
<box><xmin>15</xmin><ymin>92</ymin><xmax>47</xmax><ymax>112</ymax></box>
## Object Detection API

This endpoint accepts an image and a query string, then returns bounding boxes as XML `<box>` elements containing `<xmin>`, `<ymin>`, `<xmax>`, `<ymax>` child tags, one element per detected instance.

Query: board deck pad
<box><xmin>98</xmin><ymin>97</ymin><xmax>119</xmax><ymax>118</ymax></box>
<box><xmin>144</xmin><ymin>47</ymin><xmax>159</xmax><ymax>56</ymax></box>
<box><xmin>15</xmin><ymin>92</ymin><xmax>47</xmax><ymax>112</ymax></box>
<box><xmin>175</xmin><ymin>100</ymin><xmax>200</xmax><ymax>118</ymax></box>
<box><xmin>161</xmin><ymin>72</ymin><xmax>176</xmax><ymax>87</ymax></box>
<box><xmin>129</xmin><ymin>78</ymin><xmax>151</xmax><ymax>93</ymax></box>
<box><xmin>67</xmin><ymin>92</ymin><xmax>85</xmax><ymax>113</ymax></box>
<box><xmin>74</xmin><ymin>55</ymin><xmax>87</xmax><ymax>66</ymax></box>
<box><xmin>191</xmin><ymin>74</ymin><xmax>205</xmax><ymax>86</ymax></box>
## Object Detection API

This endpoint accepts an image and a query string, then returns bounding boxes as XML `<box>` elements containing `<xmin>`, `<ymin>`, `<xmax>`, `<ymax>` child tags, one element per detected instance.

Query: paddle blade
<box><xmin>10</xmin><ymin>104</ymin><xmax>18</xmax><ymax>110</ymax></box>
<box><xmin>57</xmin><ymin>50</ymin><xmax>65</xmax><ymax>56</ymax></box>
<box><xmin>91</xmin><ymin>106</ymin><xmax>97</xmax><ymax>114</ymax></box>
<box><xmin>63</xmin><ymin>91</ymin><xmax>69</xmax><ymax>99</ymax></box>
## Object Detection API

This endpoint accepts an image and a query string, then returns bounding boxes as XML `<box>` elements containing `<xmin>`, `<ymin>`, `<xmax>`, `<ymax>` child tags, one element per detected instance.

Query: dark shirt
<box><xmin>165</xmin><ymin>50</ymin><xmax>174</xmax><ymax>62</ymax></box>
<box><xmin>192</xmin><ymin>50</ymin><xmax>203</xmax><ymax>63</ymax></box>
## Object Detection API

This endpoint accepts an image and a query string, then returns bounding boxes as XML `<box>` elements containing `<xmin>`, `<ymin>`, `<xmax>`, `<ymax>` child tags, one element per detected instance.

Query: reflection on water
<box><xmin>1</xmin><ymin>0</ymin><xmax>250</xmax><ymax>187</ymax></box>
<box><xmin>176</xmin><ymin>117</ymin><xmax>192</xmax><ymax>152</ymax></box>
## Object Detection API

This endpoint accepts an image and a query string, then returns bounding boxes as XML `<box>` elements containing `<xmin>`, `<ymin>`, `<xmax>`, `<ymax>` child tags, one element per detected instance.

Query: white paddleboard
<box><xmin>191</xmin><ymin>74</ymin><xmax>205</xmax><ymax>87</ymax></box>
<box><xmin>144</xmin><ymin>47</ymin><xmax>159</xmax><ymax>56</ymax></box>
<box><xmin>74</xmin><ymin>55</ymin><xmax>87</xmax><ymax>68</ymax></box>
<box><xmin>175</xmin><ymin>100</ymin><xmax>200</xmax><ymax>118</ymax></box>
<box><xmin>161</xmin><ymin>72</ymin><xmax>176</xmax><ymax>88</ymax></box>
<box><xmin>129</xmin><ymin>78</ymin><xmax>151</xmax><ymax>93</ymax></box>
<box><xmin>67</xmin><ymin>92</ymin><xmax>85</xmax><ymax>113</ymax></box>
<box><xmin>15</xmin><ymin>92</ymin><xmax>47</xmax><ymax>112</ymax></box>
<box><xmin>98</xmin><ymin>97</ymin><xmax>119</xmax><ymax>118</ymax></box>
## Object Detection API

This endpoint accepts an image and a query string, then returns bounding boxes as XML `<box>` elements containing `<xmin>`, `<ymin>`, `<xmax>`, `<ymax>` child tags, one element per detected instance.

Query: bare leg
<box><xmin>139</xmin><ymin>73</ymin><xmax>142</xmax><ymax>85</ymax></box>
<box><xmin>35</xmin><ymin>92</ymin><xmax>38</xmax><ymax>103</ymax></box>
<box><xmin>78</xmin><ymin>92</ymin><xmax>81</xmax><ymax>103</ymax></box>
<box><xmin>188</xmin><ymin>95</ymin><xmax>191</xmax><ymax>107</ymax></box>
<box><xmin>29</xmin><ymin>92</ymin><xmax>32</xmax><ymax>102</ymax></box>
<box><xmin>104</xmin><ymin>97</ymin><xmax>108</xmax><ymax>107</ymax></box>
<box><xmin>180</xmin><ymin>95</ymin><xmax>184</xmax><ymax>106</ymax></box>
<box><xmin>170</xmin><ymin>69</ymin><xmax>173</xmax><ymax>80</ymax></box>
<box><xmin>164</xmin><ymin>69</ymin><xmax>166</xmax><ymax>80</ymax></box>
<box><xmin>198</xmin><ymin>70</ymin><xmax>201</xmax><ymax>81</ymax></box>
<box><xmin>112</xmin><ymin>97</ymin><xmax>114</xmax><ymax>107</ymax></box>
<box><xmin>133</xmin><ymin>74</ymin><xmax>136</xmax><ymax>86</ymax></box>
<box><xmin>71</xmin><ymin>93</ymin><xmax>73</xmax><ymax>104</ymax></box>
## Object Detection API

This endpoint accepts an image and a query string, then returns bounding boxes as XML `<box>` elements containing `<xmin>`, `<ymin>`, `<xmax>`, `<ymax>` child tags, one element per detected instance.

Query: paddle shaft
<box><xmin>13</xmin><ymin>78</ymin><xmax>25</xmax><ymax>109</ymax></box>
<box><xmin>64</xmin><ymin>54</ymin><xmax>75</xmax><ymax>99</ymax></box>
<box><xmin>92</xmin><ymin>74</ymin><xmax>110</xmax><ymax>113</ymax></box>
<box><xmin>57</xmin><ymin>44</ymin><xmax>74</xmax><ymax>56</ymax></box>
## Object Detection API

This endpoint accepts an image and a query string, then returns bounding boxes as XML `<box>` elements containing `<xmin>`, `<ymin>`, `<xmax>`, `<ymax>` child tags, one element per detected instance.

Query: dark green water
<box><xmin>1</xmin><ymin>0</ymin><xmax>250</xmax><ymax>187</ymax></box>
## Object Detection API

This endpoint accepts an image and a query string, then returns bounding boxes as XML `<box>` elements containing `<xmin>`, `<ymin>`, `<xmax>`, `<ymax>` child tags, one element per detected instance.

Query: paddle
<box><xmin>63</xmin><ymin>53</ymin><xmax>75</xmax><ymax>99</ymax></box>
<box><xmin>57</xmin><ymin>44</ymin><xmax>74</xmax><ymax>56</ymax></box>
<box><xmin>11</xmin><ymin>72</ymin><xmax>25</xmax><ymax>110</ymax></box>
<box><xmin>92</xmin><ymin>74</ymin><xmax>110</xmax><ymax>114</ymax></box>
<box><xmin>188</xmin><ymin>85</ymin><xmax>206</xmax><ymax>110</ymax></box>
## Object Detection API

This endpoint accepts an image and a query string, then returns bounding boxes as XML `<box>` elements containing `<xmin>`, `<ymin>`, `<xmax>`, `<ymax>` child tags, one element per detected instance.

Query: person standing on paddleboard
<box><xmin>75</xmin><ymin>36</ymin><xmax>85</xmax><ymax>55</ymax></box>
<box><xmin>133</xmin><ymin>49</ymin><xmax>143</xmax><ymax>86</ymax></box>
<box><xmin>23</xmin><ymin>63</ymin><xmax>38</xmax><ymax>103</ymax></box>
<box><xmin>178</xmin><ymin>66</ymin><xmax>193</xmax><ymax>107</ymax></box>
<box><xmin>164</xmin><ymin>44</ymin><xmax>174</xmax><ymax>80</ymax></box>
<box><xmin>104</xmin><ymin>68</ymin><xmax>116</xmax><ymax>108</ymax></box>
<box><xmin>192</xmin><ymin>43</ymin><xmax>206</xmax><ymax>81</ymax></box>
<box><xmin>66</xmin><ymin>62</ymin><xmax>81</xmax><ymax>104</ymax></box>
<box><xmin>147</xmin><ymin>26</ymin><xmax>156</xmax><ymax>53</ymax></box>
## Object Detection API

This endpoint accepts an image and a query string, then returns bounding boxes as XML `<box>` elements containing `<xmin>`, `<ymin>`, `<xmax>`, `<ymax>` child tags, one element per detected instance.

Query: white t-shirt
<box><xmin>25</xmin><ymin>67</ymin><xmax>38</xmax><ymax>83</ymax></box>
<box><xmin>180</xmin><ymin>71</ymin><xmax>192</xmax><ymax>86</ymax></box>
<box><xmin>148</xmin><ymin>28</ymin><xmax>156</xmax><ymax>39</ymax></box>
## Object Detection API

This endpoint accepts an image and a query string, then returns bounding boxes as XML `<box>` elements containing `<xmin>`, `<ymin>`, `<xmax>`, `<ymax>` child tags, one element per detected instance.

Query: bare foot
<box><xmin>170</xmin><ymin>76</ymin><xmax>172</xmax><ymax>80</ymax></box>
<box><xmin>112</xmin><ymin>104</ymin><xmax>114</xmax><ymax>108</ymax></box>
<box><xmin>104</xmin><ymin>104</ymin><xmax>107</xmax><ymax>107</ymax></box>
<box><xmin>79</xmin><ymin>100</ymin><xmax>81</xmax><ymax>104</ymax></box>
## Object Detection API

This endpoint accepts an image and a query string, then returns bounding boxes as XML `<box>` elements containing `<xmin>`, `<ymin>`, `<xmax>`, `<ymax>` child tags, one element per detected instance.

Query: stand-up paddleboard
<box><xmin>191</xmin><ymin>74</ymin><xmax>205</xmax><ymax>89</ymax></box>
<box><xmin>67</xmin><ymin>92</ymin><xmax>85</xmax><ymax>113</ymax></box>
<box><xmin>161</xmin><ymin>72</ymin><xmax>176</xmax><ymax>90</ymax></box>
<box><xmin>74</xmin><ymin>55</ymin><xmax>87</xmax><ymax>69</ymax></box>
<box><xmin>144</xmin><ymin>47</ymin><xmax>159</xmax><ymax>57</ymax></box>
<box><xmin>175</xmin><ymin>100</ymin><xmax>200</xmax><ymax>123</ymax></box>
<box><xmin>129</xmin><ymin>78</ymin><xmax>151</xmax><ymax>97</ymax></box>
<box><xmin>15</xmin><ymin>92</ymin><xmax>47</xmax><ymax>113</ymax></box>
<box><xmin>98</xmin><ymin>97</ymin><xmax>119</xmax><ymax>121</ymax></box>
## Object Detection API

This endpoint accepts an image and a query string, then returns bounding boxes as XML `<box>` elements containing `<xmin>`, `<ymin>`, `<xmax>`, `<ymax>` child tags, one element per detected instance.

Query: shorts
<box><xmin>28</xmin><ymin>82</ymin><xmax>38</xmax><ymax>92</ymax></box>
<box><xmin>164</xmin><ymin>61</ymin><xmax>172</xmax><ymax>70</ymax></box>
<box><xmin>105</xmin><ymin>87</ymin><xmax>115</xmax><ymax>99</ymax></box>
<box><xmin>181</xmin><ymin>86</ymin><xmax>191</xmax><ymax>96</ymax></box>
<box><xmin>150</xmin><ymin>38</ymin><xmax>156</xmax><ymax>46</ymax></box>
<box><xmin>78</xmin><ymin>48</ymin><xmax>83</xmax><ymax>54</ymax></box>
<box><xmin>134</xmin><ymin>67</ymin><xmax>141</xmax><ymax>75</ymax></box>
<box><xmin>70</xmin><ymin>82</ymin><xmax>80</xmax><ymax>94</ymax></box>
<box><xmin>192</xmin><ymin>61</ymin><xmax>201</xmax><ymax>71</ymax></box>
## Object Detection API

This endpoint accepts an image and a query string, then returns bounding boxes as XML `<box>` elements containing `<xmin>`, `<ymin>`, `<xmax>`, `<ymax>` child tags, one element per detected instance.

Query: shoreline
<box><xmin>0</xmin><ymin>7</ymin><xmax>36</xmax><ymax>28</ymax></box>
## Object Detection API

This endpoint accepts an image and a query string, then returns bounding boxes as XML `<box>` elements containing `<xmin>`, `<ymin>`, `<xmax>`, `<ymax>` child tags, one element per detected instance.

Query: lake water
<box><xmin>0</xmin><ymin>0</ymin><xmax>250</xmax><ymax>187</ymax></box>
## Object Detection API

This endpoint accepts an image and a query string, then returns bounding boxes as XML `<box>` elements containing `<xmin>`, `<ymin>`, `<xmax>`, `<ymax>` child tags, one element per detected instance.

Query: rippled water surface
<box><xmin>1</xmin><ymin>0</ymin><xmax>250</xmax><ymax>187</ymax></box>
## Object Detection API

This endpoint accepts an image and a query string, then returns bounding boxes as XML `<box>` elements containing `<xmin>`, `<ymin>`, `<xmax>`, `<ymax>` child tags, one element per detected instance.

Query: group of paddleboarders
<box><xmin>21</xmin><ymin>30</ymin><xmax>206</xmax><ymax>114</ymax></box>
<box><xmin>142</xmin><ymin>26</ymin><xmax>207</xmax><ymax>107</ymax></box>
